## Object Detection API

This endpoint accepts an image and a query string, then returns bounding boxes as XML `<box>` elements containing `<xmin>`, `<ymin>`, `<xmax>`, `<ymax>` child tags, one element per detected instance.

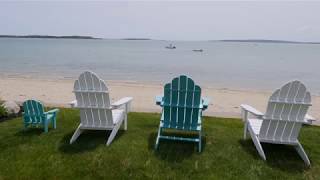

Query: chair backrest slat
<box><xmin>23</xmin><ymin>100</ymin><xmax>44</xmax><ymax>124</ymax></box>
<box><xmin>74</xmin><ymin>71</ymin><xmax>113</xmax><ymax>127</ymax></box>
<box><xmin>163</xmin><ymin>75</ymin><xmax>202</xmax><ymax>130</ymax></box>
<box><xmin>259</xmin><ymin>81</ymin><xmax>311</xmax><ymax>141</ymax></box>
<box><xmin>184</xmin><ymin>78</ymin><xmax>195</xmax><ymax>130</ymax></box>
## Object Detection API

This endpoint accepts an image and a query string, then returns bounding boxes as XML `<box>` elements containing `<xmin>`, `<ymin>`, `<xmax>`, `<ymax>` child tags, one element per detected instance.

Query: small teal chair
<box><xmin>23</xmin><ymin>100</ymin><xmax>59</xmax><ymax>133</ymax></box>
<box><xmin>155</xmin><ymin>75</ymin><xmax>209</xmax><ymax>152</ymax></box>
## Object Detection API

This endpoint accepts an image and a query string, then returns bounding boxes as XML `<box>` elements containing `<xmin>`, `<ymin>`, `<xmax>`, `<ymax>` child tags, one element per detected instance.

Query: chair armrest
<box><xmin>202</xmin><ymin>97</ymin><xmax>210</xmax><ymax>111</ymax></box>
<box><xmin>240</xmin><ymin>104</ymin><xmax>264</xmax><ymax>117</ymax></box>
<box><xmin>156</xmin><ymin>95</ymin><xmax>163</xmax><ymax>106</ymax></box>
<box><xmin>304</xmin><ymin>114</ymin><xmax>316</xmax><ymax>125</ymax></box>
<box><xmin>45</xmin><ymin>108</ymin><xmax>59</xmax><ymax>114</ymax></box>
<box><xmin>69</xmin><ymin>100</ymin><xmax>77</xmax><ymax>108</ymax></box>
<box><xmin>111</xmin><ymin>97</ymin><xmax>133</xmax><ymax>109</ymax></box>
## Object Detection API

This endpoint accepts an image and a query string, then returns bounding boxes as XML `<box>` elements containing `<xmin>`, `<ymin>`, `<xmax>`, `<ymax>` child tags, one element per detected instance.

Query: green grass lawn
<box><xmin>0</xmin><ymin>109</ymin><xmax>319</xmax><ymax>179</ymax></box>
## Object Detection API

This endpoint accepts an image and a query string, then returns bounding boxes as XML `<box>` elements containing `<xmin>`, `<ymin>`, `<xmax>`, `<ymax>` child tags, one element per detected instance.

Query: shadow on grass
<box><xmin>58</xmin><ymin>130</ymin><xmax>125</xmax><ymax>154</ymax></box>
<box><xmin>15</xmin><ymin>128</ymin><xmax>46</xmax><ymax>137</ymax></box>
<box><xmin>239</xmin><ymin>139</ymin><xmax>308</xmax><ymax>172</ymax></box>
<box><xmin>148</xmin><ymin>132</ymin><xmax>206</xmax><ymax>163</ymax></box>
<box><xmin>0</xmin><ymin>128</ymin><xmax>45</xmax><ymax>151</ymax></box>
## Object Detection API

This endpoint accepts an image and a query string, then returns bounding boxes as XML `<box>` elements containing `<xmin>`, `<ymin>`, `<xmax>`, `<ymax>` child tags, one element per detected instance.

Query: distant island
<box><xmin>218</xmin><ymin>39</ymin><xmax>320</xmax><ymax>44</ymax></box>
<box><xmin>0</xmin><ymin>35</ymin><xmax>154</xmax><ymax>40</ymax></box>
<box><xmin>0</xmin><ymin>35</ymin><xmax>101</xmax><ymax>40</ymax></box>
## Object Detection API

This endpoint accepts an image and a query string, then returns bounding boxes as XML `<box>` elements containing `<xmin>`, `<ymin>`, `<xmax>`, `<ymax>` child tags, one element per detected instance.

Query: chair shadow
<box><xmin>148</xmin><ymin>132</ymin><xmax>206</xmax><ymax>163</ymax></box>
<box><xmin>0</xmin><ymin>128</ymin><xmax>46</xmax><ymax>151</ymax></box>
<box><xmin>239</xmin><ymin>139</ymin><xmax>308</xmax><ymax>172</ymax></box>
<box><xmin>58</xmin><ymin>130</ymin><xmax>125</xmax><ymax>154</ymax></box>
<box><xmin>15</xmin><ymin>128</ymin><xmax>45</xmax><ymax>137</ymax></box>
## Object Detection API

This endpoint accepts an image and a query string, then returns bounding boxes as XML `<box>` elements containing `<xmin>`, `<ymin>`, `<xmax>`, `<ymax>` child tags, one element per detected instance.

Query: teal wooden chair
<box><xmin>155</xmin><ymin>75</ymin><xmax>209</xmax><ymax>152</ymax></box>
<box><xmin>23</xmin><ymin>100</ymin><xmax>59</xmax><ymax>133</ymax></box>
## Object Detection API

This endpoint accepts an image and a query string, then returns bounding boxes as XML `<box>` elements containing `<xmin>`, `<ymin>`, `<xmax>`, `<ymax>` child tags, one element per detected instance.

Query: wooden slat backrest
<box><xmin>163</xmin><ymin>75</ymin><xmax>202</xmax><ymax>130</ymax></box>
<box><xmin>74</xmin><ymin>71</ymin><xmax>113</xmax><ymax>127</ymax></box>
<box><xmin>23</xmin><ymin>100</ymin><xmax>45</xmax><ymax>124</ymax></box>
<box><xmin>259</xmin><ymin>81</ymin><xmax>311</xmax><ymax>142</ymax></box>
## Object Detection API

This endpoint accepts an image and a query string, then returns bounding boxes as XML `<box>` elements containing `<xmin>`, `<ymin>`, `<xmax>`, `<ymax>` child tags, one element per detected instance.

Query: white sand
<box><xmin>0</xmin><ymin>77</ymin><xmax>319</xmax><ymax>125</ymax></box>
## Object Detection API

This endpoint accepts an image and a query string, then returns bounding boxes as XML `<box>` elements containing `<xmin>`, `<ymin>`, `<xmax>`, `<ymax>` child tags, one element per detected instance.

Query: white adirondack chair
<box><xmin>241</xmin><ymin>80</ymin><xmax>315</xmax><ymax>166</ymax></box>
<box><xmin>70</xmin><ymin>71</ymin><xmax>133</xmax><ymax>145</ymax></box>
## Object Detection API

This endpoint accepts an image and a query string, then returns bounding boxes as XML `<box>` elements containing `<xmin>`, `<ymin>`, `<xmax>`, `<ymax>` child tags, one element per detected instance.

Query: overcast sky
<box><xmin>1</xmin><ymin>1</ymin><xmax>320</xmax><ymax>41</ymax></box>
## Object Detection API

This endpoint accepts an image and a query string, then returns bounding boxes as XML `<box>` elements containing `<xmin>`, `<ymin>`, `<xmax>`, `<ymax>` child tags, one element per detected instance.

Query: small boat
<box><xmin>165</xmin><ymin>44</ymin><xmax>176</xmax><ymax>49</ymax></box>
<box><xmin>192</xmin><ymin>49</ymin><xmax>203</xmax><ymax>52</ymax></box>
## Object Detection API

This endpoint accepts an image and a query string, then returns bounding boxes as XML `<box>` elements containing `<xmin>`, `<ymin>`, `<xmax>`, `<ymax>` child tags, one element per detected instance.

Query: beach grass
<box><xmin>0</xmin><ymin>109</ymin><xmax>319</xmax><ymax>179</ymax></box>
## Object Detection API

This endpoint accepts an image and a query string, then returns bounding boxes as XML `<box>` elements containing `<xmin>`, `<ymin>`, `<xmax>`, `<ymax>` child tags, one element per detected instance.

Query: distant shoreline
<box><xmin>217</xmin><ymin>39</ymin><xmax>320</xmax><ymax>45</ymax></box>
<box><xmin>0</xmin><ymin>35</ymin><xmax>153</xmax><ymax>41</ymax></box>
<box><xmin>1</xmin><ymin>35</ymin><xmax>320</xmax><ymax>44</ymax></box>
<box><xmin>0</xmin><ymin>35</ymin><xmax>101</xmax><ymax>40</ymax></box>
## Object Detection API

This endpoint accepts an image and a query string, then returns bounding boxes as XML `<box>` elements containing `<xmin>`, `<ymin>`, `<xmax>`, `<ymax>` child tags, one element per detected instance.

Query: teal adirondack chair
<box><xmin>155</xmin><ymin>75</ymin><xmax>209</xmax><ymax>152</ymax></box>
<box><xmin>23</xmin><ymin>100</ymin><xmax>59</xmax><ymax>133</ymax></box>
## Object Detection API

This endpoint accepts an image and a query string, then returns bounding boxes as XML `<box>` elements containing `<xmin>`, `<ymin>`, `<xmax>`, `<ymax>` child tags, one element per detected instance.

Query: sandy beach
<box><xmin>0</xmin><ymin>77</ymin><xmax>319</xmax><ymax>125</ymax></box>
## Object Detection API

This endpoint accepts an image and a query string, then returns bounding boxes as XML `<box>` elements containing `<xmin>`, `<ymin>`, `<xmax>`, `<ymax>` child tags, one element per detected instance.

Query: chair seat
<box><xmin>112</xmin><ymin>109</ymin><xmax>125</xmax><ymax>124</ymax></box>
<box><xmin>248</xmin><ymin>118</ymin><xmax>263</xmax><ymax>135</ymax></box>
<box><xmin>79</xmin><ymin>109</ymin><xmax>124</xmax><ymax>129</ymax></box>
<box><xmin>47</xmin><ymin>114</ymin><xmax>54</xmax><ymax>120</ymax></box>
<box><xmin>159</xmin><ymin>121</ymin><xmax>201</xmax><ymax>131</ymax></box>
<box><xmin>159</xmin><ymin>112</ymin><xmax>201</xmax><ymax>131</ymax></box>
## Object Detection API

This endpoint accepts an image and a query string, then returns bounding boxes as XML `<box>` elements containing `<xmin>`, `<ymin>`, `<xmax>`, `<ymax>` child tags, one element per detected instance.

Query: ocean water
<box><xmin>0</xmin><ymin>38</ymin><xmax>320</xmax><ymax>93</ymax></box>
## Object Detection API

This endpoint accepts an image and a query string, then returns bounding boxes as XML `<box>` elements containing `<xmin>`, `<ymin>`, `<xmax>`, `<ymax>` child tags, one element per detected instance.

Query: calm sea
<box><xmin>0</xmin><ymin>38</ymin><xmax>319</xmax><ymax>93</ymax></box>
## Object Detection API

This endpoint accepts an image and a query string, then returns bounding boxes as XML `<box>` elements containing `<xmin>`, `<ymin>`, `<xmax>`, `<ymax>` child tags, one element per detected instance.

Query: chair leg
<box><xmin>198</xmin><ymin>130</ymin><xmax>202</xmax><ymax>153</ymax></box>
<box><xmin>242</xmin><ymin>110</ymin><xmax>249</xmax><ymax>139</ymax></box>
<box><xmin>70</xmin><ymin>125</ymin><xmax>83</xmax><ymax>144</ymax></box>
<box><xmin>243</xmin><ymin>121</ymin><xmax>249</xmax><ymax>139</ymax></box>
<box><xmin>123</xmin><ymin>103</ymin><xmax>130</xmax><ymax>130</ymax></box>
<box><xmin>123</xmin><ymin>114</ymin><xmax>128</xmax><ymax>131</ymax></box>
<box><xmin>155</xmin><ymin>127</ymin><xmax>162</xmax><ymax>150</ymax></box>
<box><xmin>248</xmin><ymin>126</ymin><xmax>266</xmax><ymax>160</ymax></box>
<box><xmin>44</xmin><ymin>120</ymin><xmax>49</xmax><ymax>133</ymax></box>
<box><xmin>52</xmin><ymin>114</ymin><xmax>57</xmax><ymax>129</ymax></box>
<box><xmin>106</xmin><ymin>119</ymin><xmax>123</xmax><ymax>146</ymax></box>
<box><xmin>295</xmin><ymin>142</ymin><xmax>311</xmax><ymax>166</ymax></box>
